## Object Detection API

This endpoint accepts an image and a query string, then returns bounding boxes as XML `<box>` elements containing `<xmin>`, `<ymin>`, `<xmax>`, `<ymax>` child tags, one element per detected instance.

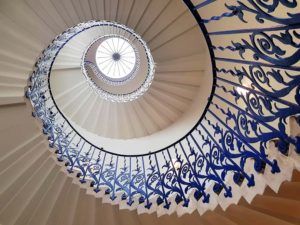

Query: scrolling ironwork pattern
<box><xmin>26</xmin><ymin>1</ymin><xmax>300</xmax><ymax>215</ymax></box>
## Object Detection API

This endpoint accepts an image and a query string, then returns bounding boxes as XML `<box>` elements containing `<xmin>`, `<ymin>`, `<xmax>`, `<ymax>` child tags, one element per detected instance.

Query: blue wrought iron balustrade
<box><xmin>26</xmin><ymin>0</ymin><xmax>300</xmax><ymax>213</ymax></box>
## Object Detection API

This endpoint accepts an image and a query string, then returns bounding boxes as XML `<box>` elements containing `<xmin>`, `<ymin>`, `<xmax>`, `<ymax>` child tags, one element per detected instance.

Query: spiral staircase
<box><xmin>1</xmin><ymin>0</ymin><xmax>300</xmax><ymax>224</ymax></box>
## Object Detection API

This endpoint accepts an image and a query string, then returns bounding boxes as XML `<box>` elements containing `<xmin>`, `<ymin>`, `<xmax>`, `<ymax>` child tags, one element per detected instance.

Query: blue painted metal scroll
<box><xmin>26</xmin><ymin>0</ymin><xmax>300</xmax><ymax>214</ymax></box>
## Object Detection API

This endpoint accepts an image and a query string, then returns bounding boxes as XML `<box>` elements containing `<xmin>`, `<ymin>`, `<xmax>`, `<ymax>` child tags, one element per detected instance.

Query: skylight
<box><xmin>95</xmin><ymin>37</ymin><xmax>137</xmax><ymax>80</ymax></box>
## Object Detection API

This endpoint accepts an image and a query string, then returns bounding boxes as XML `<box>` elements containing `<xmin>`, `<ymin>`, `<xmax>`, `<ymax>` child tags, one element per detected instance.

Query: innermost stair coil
<box><xmin>82</xmin><ymin>21</ymin><xmax>155</xmax><ymax>102</ymax></box>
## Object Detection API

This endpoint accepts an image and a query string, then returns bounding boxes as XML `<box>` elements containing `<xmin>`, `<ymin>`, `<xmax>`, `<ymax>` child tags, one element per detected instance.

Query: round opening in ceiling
<box><xmin>82</xmin><ymin>21</ymin><xmax>155</xmax><ymax>103</ymax></box>
<box><xmin>95</xmin><ymin>37</ymin><xmax>137</xmax><ymax>82</ymax></box>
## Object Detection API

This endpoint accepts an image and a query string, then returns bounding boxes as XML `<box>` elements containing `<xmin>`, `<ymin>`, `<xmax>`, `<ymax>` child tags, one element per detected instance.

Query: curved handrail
<box><xmin>26</xmin><ymin>0</ymin><xmax>300</xmax><ymax>216</ymax></box>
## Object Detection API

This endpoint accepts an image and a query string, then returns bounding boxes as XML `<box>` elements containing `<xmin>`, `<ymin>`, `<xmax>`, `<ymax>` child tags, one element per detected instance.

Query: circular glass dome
<box><xmin>82</xmin><ymin>21</ymin><xmax>155</xmax><ymax>103</ymax></box>
<box><xmin>95</xmin><ymin>37</ymin><xmax>137</xmax><ymax>81</ymax></box>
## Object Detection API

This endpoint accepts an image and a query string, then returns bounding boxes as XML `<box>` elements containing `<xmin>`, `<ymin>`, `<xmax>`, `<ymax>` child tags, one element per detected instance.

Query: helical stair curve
<box><xmin>0</xmin><ymin>0</ymin><xmax>300</xmax><ymax>224</ymax></box>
